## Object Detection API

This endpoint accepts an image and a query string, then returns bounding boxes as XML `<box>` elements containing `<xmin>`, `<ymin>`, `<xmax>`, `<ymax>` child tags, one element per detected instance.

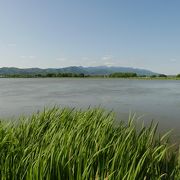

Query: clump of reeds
<box><xmin>0</xmin><ymin>107</ymin><xmax>179</xmax><ymax>179</ymax></box>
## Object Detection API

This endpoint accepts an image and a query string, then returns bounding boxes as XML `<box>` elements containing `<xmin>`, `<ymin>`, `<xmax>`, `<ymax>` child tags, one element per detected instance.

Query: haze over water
<box><xmin>0</xmin><ymin>78</ymin><xmax>180</xmax><ymax>138</ymax></box>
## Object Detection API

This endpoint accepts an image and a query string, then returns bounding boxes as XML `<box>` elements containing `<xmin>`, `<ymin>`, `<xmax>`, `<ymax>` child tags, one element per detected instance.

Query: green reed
<box><xmin>0</xmin><ymin>107</ymin><xmax>179</xmax><ymax>179</ymax></box>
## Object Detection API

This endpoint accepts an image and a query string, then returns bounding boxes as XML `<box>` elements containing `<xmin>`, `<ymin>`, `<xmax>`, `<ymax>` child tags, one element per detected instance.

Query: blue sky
<box><xmin>0</xmin><ymin>0</ymin><xmax>180</xmax><ymax>74</ymax></box>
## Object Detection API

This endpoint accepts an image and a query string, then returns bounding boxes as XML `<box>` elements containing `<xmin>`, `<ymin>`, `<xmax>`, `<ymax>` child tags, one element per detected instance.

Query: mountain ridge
<box><xmin>0</xmin><ymin>66</ymin><xmax>158</xmax><ymax>76</ymax></box>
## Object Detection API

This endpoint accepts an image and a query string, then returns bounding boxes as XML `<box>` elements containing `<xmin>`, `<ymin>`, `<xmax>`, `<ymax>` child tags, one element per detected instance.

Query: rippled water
<box><xmin>0</xmin><ymin>78</ymin><xmax>180</xmax><ymax>137</ymax></box>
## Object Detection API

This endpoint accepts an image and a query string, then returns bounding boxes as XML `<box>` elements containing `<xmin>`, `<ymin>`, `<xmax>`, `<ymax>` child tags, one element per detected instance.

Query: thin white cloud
<box><xmin>56</xmin><ymin>57</ymin><xmax>66</xmax><ymax>62</ymax></box>
<box><xmin>101</xmin><ymin>55</ymin><xmax>116</xmax><ymax>66</ymax></box>
<box><xmin>20</xmin><ymin>55</ymin><xmax>36</xmax><ymax>59</ymax></box>
<box><xmin>101</xmin><ymin>55</ymin><xmax>113</xmax><ymax>61</ymax></box>
<box><xmin>81</xmin><ymin>57</ymin><xmax>90</xmax><ymax>61</ymax></box>
<box><xmin>86</xmin><ymin>61</ymin><xmax>98</xmax><ymax>66</ymax></box>
<box><xmin>8</xmin><ymin>43</ymin><xmax>16</xmax><ymax>47</ymax></box>
<box><xmin>29</xmin><ymin>56</ymin><xmax>36</xmax><ymax>59</ymax></box>
<box><xmin>170</xmin><ymin>58</ymin><xmax>177</xmax><ymax>63</ymax></box>
<box><xmin>104</xmin><ymin>62</ymin><xmax>115</xmax><ymax>66</ymax></box>
<box><xmin>20</xmin><ymin>55</ymin><xmax>26</xmax><ymax>58</ymax></box>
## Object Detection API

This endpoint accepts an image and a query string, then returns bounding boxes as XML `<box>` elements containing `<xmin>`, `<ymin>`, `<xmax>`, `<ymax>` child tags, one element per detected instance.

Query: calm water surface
<box><xmin>0</xmin><ymin>78</ymin><xmax>180</xmax><ymax>137</ymax></box>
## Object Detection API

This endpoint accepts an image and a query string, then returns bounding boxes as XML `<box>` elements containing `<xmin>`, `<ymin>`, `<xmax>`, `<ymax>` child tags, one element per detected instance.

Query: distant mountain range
<box><xmin>0</xmin><ymin>66</ymin><xmax>157</xmax><ymax>76</ymax></box>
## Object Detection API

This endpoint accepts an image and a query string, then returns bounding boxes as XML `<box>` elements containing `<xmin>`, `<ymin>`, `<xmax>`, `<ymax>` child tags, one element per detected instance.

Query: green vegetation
<box><xmin>109</xmin><ymin>72</ymin><xmax>137</xmax><ymax>78</ymax></box>
<box><xmin>1</xmin><ymin>72</ymin><xmax>180</xmax><ymax>80</ymax></box>
<box><xmin>150</xmin><ymin>75</ymin><xmax>157</xmax><ymax>78</ymax></box>
<box><xmin>1</xmin><ymin>67</ymin><xmax>180</xmax><ymax>79</ymax></box>
<box><xmin>0</xmin><ymin>73</ymin><xmax>87</xmax><ymax>78</ymax></box>
<box><xmin>158</xmin><ymin>74</ymin><xmax>167</xmax><ymax>78</ymax></box>
<box><xmin>0</xmin><ymin>107</ymin><xmax>180</xmax><ymax>179</ymax></box>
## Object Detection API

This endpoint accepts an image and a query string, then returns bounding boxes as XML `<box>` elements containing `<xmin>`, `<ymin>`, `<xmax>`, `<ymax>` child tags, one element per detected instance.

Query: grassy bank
<box><xmin>0</xmin><ymin>107</ymin><xmax>180</xmax><ymax>179</ymax></box>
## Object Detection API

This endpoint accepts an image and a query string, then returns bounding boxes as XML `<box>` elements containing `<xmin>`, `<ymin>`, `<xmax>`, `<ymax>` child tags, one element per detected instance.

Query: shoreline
<box><xmin>0</xmin><ymin>76</ymin><xmax>180</xmax><ymax>80</ymax></box>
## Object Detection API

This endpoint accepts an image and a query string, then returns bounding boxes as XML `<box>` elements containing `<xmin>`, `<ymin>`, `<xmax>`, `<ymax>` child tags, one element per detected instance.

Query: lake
<box><xmin>0</xmin><ymin>78</ymin><xmax>180</xmax><ymax>138</ymax></box>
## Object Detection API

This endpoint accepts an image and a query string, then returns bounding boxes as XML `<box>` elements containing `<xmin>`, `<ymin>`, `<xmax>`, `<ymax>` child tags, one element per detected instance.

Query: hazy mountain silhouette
<box><xmin>0</xmin><ymin>66</ymin><xmax>157</xmax><ymax>76</ymax></box>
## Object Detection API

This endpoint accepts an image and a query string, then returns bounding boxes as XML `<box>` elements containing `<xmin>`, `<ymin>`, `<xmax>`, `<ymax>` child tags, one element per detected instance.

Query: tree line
<box><xmin>0</xmin><ymin>73</ymin><xmax>87</xmax><ymax>78</ymax></box>
<box><xmin>1</xmin><ymin>72</ymin><xmax>180</xmax><ymax>78</ymax></box>
<box><xmin>109</xmin><ymin>72</ymin><xmax>137</xmax><ymax>78</ymax></box>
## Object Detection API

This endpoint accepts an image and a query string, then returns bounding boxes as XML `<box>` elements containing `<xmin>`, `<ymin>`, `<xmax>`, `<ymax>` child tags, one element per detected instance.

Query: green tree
<box><xmin>109</xmin><ymin>72</ymin><xmax>137</xmax><ymax>78</ymax></box>
<box><xmin>150</xmin><ymin>75</ymin><xmax>157</xmax><ymax>78</ymax></box>
<box><xmin>46</xmin><ymin>73</ymin><xmax>57</xmax><ymax>77</ymax></box>
<box><xmin>158</xmin><ymin>74</ymin><xmax>167</xmax><ymax>77</ymax></box>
